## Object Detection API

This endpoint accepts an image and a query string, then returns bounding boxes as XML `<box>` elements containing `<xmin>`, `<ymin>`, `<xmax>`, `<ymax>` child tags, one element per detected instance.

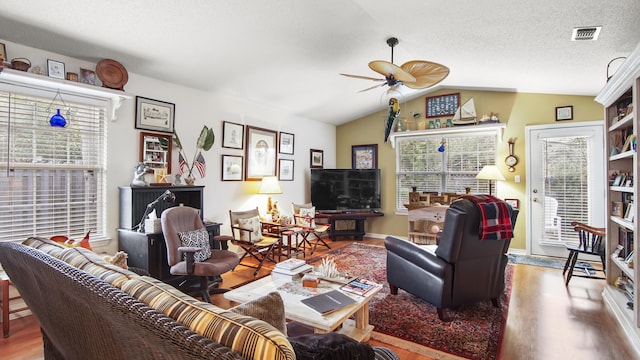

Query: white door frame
<box><xmin>525</xmin><ymin>121</ymin><xmax>606</xmax><ymax>256</ymax></box>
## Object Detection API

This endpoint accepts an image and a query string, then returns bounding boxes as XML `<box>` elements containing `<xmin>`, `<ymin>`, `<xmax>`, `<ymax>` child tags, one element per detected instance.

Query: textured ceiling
<box><xmin>0</xmin><ymin>0</ymin><xmax>639</xmax><ymax>125</ymax></box>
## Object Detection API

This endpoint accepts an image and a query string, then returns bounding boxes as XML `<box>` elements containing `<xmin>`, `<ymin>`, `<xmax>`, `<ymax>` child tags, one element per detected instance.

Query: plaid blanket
<box><xmin>464</xmin><ymin>194</ymin><xmax>513</xmax><ymax>240</ymax></box>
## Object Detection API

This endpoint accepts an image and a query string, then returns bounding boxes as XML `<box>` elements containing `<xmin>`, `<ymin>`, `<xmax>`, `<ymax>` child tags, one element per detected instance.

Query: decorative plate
<box><xmin>96</xmin><ymin>59</ymin><xmax>128</xmax><ymax>90</ymax></box>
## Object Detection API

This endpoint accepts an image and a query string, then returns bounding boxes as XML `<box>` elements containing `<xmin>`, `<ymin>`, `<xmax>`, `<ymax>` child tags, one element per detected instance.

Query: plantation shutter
<box><xmin>0</xmin><ymin>89</ymin><xmax>107</xmax><ymax>242</ymax></box>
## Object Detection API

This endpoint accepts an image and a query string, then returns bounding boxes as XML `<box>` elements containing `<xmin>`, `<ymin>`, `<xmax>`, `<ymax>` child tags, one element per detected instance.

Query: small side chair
<box><xmin>562</xmin><ymin>221</ymin><xmax>606</xmax><ymax>286</ymax></box>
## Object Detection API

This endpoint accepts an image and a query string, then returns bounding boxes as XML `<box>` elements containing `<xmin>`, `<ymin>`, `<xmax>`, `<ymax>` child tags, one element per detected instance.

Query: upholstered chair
<box><xmin>385</xmin><ymin>196</ymin><xmax>518</xmax><ymax>321</ymax></box>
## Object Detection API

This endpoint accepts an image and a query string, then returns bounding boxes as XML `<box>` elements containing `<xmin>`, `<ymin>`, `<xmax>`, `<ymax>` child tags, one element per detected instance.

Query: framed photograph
<box><xmin>245</xmin><ymin>125</ymin><xmax>277</xmax><ymax>181</ymax></box>
<box><xmin>426</xmin><ymin>93</ymin><xmax>460</xmax><ymax>118</ymax></box>
<box><xmin>310</xmin><ymin>149</ymin><xmax>323</xmax><ymax>169</ymax></box>
<box><xmin>135</xmin><ymin>96</ymin><xmax>175</xmax><ymax>133</ymax></box>
<box><xmin>221</xmin><ymin>154</ymin><xmax>244</xmax><ymax>181</ymax></box>
<box><xmin>279</xmin><ymin>159</ymin><xmax>294</xmax><ymax>181</ymax></box>
<box><xmin>80</xmin><ymin>68</ymin><xmax>96</xmax><ymax>85</ymax></box>
<box><xmin>222</xmin><ymin>121</ymin><xmax>244</xmax><ymax>149</ymax></box>
<box><xmin>66</xmin><ymin>72</ymin><xmax>78</xmax><ymax>82</ymax></box>
<box><xmin>555</xmin><ymin>105</ymin><xmax>573</xmax><ymax>121</ymax></box>
<box><xmin>352</xmin><ymin>144</ymin><xmax>378</xmax><ymax>169</ymax></box>
<box><xmin>0</xmin><ymin>42</ymin><xmax>6</xmax><ymax>61</ymax></box>
<box><xmin>612</xmin><ymin>201</ymin><xmax>624</xmax><ymax>217</ymax></box>
<box><xmin>505</xmin><ymin>198</ymin><xmax>519</xmax><ymax>210</ymax></box>
<box><xmin>47</xmin><ymin>59</ymin><xmax>65</xmax><ymax>79</ymax></box>
<box><xmin>624</xmin><ymin>203</ymin><xmax>635</xmax><ymax>222</ymax></box>
<box><xmin>279</xmin><ymin>131</ymin><xmax>295</xmax><ymax>155</ymax></box>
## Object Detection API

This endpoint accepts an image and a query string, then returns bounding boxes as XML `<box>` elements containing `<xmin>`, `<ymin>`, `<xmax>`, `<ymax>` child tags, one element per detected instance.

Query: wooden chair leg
<box><xmin>437</xmin><ymin>308</ymin><xmax>450</xmax><ymax>322</ymax></box>
<box><xmin>389</xmin><ymin>283</ymin><xmax>398</xmax><ymax>295</ymax></box>
<box><xmin>491</xmin><ymin>298</ymin><xmax>500</xmax><ymax>308</ymax></box>
<box><xmin>565</xmin><ymin>251</ymin><xmax>579</xmax><ymax>286</ymax></box>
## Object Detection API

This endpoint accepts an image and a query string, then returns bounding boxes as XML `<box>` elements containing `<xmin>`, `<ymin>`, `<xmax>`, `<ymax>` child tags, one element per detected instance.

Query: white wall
<box><xmin>2</xmin><ymin>40</ymin><xmax>336</xmax><ymax>253</ymax></box>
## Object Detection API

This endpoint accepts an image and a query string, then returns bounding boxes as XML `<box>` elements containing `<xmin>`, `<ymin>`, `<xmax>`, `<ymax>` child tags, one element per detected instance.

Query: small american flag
<box><xmin>194</xmin><ymin>151</ymin><xmax>206</xmax><ymax>178</ymax></box>
<box><xmin>178</xmin><ymin>153</ymin><xmax>187</xmax><ymax>175</ymax></box>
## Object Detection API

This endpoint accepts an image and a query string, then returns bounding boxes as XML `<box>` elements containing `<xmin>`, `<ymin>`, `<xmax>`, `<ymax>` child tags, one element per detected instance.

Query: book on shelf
<box><xmin>339</xmin><ymin>278</ymin><xmax>380</xmax><ymax>296</ymax></box>
<box><xmin>300</xmin><ymin>289</ymin><xmax>356</xmax><ymax>315</ymax></box>
<box><xmin>275</xmin><ymin>258</ymin><xmax>307</xmax><ymax>270</ymax></box>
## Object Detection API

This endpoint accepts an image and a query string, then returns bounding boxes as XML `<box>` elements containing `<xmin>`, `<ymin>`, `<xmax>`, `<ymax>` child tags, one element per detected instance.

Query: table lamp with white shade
<box><xmin>475</xmin><ymin>165</ymin><xmax>505</xmax><ymax>196</ymax></box>
<box><xmin>258</xmin><ymin>176</ymin><xmax>282</xmax><ymax>220</ymax></box>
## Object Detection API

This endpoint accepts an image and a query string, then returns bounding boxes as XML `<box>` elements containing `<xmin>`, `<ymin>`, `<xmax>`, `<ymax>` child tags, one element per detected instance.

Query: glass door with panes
<box><xmin>526</xmin><ymin>123</ymin><xmax>605</xmax><ymax>257</ymax></box>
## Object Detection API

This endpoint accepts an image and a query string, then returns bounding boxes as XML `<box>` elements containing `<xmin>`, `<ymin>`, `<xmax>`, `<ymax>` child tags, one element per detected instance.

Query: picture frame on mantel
<box><xmin>135</xmin><ymin>96</ymin><xmax>175</xmax><ymax>133</ymax></box>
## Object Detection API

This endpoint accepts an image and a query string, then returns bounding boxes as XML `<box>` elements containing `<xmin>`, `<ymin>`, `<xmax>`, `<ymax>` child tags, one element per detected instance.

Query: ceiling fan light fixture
<box><xmin>341</xmin><ymin>36</ymin><xmax>450</xmax><ymax>92</ymax></box>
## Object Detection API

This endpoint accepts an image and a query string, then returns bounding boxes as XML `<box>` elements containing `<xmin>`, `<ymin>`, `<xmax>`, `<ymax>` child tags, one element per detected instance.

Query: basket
<box><xmin>11</xmin><ymin>58</ymin><xmax>31</xmax><ymax>72</ymax></box>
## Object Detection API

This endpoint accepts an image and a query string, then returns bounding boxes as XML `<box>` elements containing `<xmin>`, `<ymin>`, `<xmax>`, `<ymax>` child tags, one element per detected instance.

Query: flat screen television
<box><xmin>310</xmin><ymin>169</ymin><xmax>381</xmax><ymax>212</ymax></box>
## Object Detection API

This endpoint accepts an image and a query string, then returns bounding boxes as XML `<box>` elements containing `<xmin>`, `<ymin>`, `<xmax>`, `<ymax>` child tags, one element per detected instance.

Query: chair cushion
<box><xmin>238</xmin><ymin>215</ymin><xmax>264</xmax><ymax>243</ymax></box>
<box><xmin>298</xmin><ymin>207</ymin><xmax>316</xmax><ymax>228</ymax></box>
<box><xmin>177</xmin><ymin>228</ymin><xmax>211</xmax><ymax>262</ymax></box>
<box><xmin>230</xmin><ymin>291</ymin><xmax>287</xmax><ymax>335</ymax></box>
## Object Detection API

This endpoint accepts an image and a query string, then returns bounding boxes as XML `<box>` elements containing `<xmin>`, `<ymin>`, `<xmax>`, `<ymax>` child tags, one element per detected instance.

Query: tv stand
<box><xmin>315</xmin><ymin>211</ymin><xmax>383</xmax><ymax>241</ymax></box>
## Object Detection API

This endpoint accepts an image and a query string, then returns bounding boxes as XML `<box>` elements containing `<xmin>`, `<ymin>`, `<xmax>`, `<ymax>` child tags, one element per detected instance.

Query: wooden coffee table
<box><xmin>224</xmin><ymin>275</ymin><xmax>381</xmax><ymax>341</ymax></box>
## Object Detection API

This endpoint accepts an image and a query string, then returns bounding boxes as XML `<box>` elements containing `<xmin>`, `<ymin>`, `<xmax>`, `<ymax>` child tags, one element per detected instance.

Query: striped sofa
<box><xmin>1</xmin><ymin>238</ymin><xmax>398</xmax><ymax>360</ymax></box>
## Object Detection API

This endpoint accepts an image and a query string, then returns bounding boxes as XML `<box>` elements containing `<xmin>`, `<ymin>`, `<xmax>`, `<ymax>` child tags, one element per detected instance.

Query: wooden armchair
<box><xmin>228</xmin><ymin>208</ymin><xmax>280</xmax><ymax>276</ymax></box>
<box><xmin>562</xmin><ymin>221</ymin><xmax>606</xmax><ymax>286</ymax></box>
<box><xmin>291</xmin><ymin>202</ymin><xmax>331</xmax><ymax>256</ymax></box>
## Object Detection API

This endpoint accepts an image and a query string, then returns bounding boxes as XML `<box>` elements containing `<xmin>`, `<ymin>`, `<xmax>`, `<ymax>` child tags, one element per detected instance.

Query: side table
<box><xmin>1</xmin><ymin>270</ymin><xmax>30</xmax><ymax>338</ymax></box>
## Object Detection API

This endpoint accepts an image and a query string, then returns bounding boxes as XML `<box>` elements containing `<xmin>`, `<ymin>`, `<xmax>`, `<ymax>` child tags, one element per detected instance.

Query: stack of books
<box><xmin>271</xmin><ymin>258</ymin><xmax>313</xmax><ymax>280</ymax></box>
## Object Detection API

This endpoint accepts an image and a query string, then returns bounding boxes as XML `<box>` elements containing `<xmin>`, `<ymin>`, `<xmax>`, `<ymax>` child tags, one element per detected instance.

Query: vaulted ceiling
<box><xmin>1</xmin><ymin>0</ymin><xmax>639</xmax><ymax>125</ymax></box>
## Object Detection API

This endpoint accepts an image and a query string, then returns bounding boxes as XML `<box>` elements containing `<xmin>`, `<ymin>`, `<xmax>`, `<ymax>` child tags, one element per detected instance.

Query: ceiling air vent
<box><xmin>571</xmin><ymin>26</ymin><xmax>602</xmax><ymax>41</ymax></box>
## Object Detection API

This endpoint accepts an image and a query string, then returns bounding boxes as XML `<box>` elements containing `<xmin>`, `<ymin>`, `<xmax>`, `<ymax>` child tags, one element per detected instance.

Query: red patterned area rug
<box><xmin>307</xmin><ymin>242</ymin><xmax>513</xmax><ymax>360</ymax></box>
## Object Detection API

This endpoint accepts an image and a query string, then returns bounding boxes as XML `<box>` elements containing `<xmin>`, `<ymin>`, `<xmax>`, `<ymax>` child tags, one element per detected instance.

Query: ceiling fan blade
<box><xmin>368</xmin><ymin>60</ymin><xmax>416</xmax><ymax>83</ymax></box>
<box><xmin>358</xmin><ymin>83</ymin><xmax>386</xmax><ymax>93</ymax></box>
<box><xmin>340</xmin><ymin>73</ymin><xmax>385</xmax><ymax>81</ymax></box>
<box><xmin>401</xmin><ymin>60</ymin><xmax>450</xmax><ymax>89</ymax></box>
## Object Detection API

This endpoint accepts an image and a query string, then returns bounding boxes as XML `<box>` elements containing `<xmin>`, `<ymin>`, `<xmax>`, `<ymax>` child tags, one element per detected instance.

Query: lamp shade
<box><xmin>258</xmin><ymin>176</ymin><xmax>282</xmax><ymax>194</ymax></box>
<box><xmin>475</xmin><ymin>165</ymin><xmax>505</xmax><ymax>181</ymax></box>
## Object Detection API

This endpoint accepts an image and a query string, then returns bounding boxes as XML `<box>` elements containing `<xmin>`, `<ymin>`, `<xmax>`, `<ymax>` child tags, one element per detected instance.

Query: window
<box><xmin>396</xmin><ymin>130</ymin><xmax>498</xmax><ymax>210</ymax></box>
<box><xmin>0</xmin><ymin>90</ymin><xmax>107</xmax><ymax>242</ymax></box>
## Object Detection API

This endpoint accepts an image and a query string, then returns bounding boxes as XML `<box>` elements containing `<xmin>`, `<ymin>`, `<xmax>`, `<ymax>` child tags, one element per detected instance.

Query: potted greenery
<box><xmin>173</xmin><ymin>125</ymin><xmax>215</xmax><ymax>184</ymax></box>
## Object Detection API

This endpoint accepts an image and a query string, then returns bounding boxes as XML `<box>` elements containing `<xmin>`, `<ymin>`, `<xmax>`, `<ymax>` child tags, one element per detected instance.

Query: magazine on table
<box><xmin>339</xmin><ymin>278</ymin><xmax>380</xmax><ymax>296</ymax></box>
<box><xmin>301</xmin><ymin>289</ymin><xmax>356</xmax><ymax>315</ymax></box>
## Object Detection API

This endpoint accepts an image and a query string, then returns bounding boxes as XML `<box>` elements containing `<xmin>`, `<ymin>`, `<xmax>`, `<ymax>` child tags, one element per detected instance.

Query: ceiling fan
<box><xmin>340</xmin><ymin>37</ymin><xmax>450</xmax><ymax>92</ymax></box>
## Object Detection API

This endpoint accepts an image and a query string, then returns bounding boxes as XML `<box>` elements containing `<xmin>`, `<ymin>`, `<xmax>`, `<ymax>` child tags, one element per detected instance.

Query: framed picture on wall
<box><xmin>245</xmin><ymin>126</ymin><xmax>277</xmax><ymax>181</ymax></box>
<box><xmin>310</xmin><ymin>149</ymin><xmax>323</xmax><ymax>169</ymax></box>
<box><xmin>505</xmin><ymin>198</ymin><xmax>519</xmax><ymax>210</ymax></box>
<box><xmin>222</xmin><ymin>121</ymin><xmax>244</xmax><ymax>149</ymax></box>
<box><xmin>279</xmin><ymin>159</ymin><xmax>294</xmax><ymax>181</ymax></box>
<box><xmin>47</xmin><ymin>59</ymin><xmax>65</xmax><ymax>79</ymax></box>
<box><xmin>555</xmin><ymin>106</ymin><xmax>573</xmax><ymax>121</ymax></box>
<box><xmin>135</xmin><ymin>96</ymin><xmax>175</xmax><ymax>133</ymax></box>
<box><xmin>352</xmin><ymin>144</ymin><xmax>378</xmax><ymax>169</ymax></box>
<box><xmin>279</xmin><ymin>132</ymin><xmax>294</xmax><ymax>155</ymax></box>
<box><xmin>221</xmin><ymin>154</ymin><xmax>243</xmax><ymax>181</ymax></box>
<box><xmin>425</xmin><ymin>93</ymin><xmax>460</xmax><ymax>118</ymax></box>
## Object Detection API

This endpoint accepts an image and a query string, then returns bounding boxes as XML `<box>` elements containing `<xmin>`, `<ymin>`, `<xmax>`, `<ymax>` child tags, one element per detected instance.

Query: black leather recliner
<box><xmin>385</xmin><ymin>197</ymin><xmax>518</xmax><ymax>321</ymax></box>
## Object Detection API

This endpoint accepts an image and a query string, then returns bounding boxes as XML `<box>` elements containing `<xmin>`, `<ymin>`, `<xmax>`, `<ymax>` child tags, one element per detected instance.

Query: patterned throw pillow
<box><xmin>237</xmin><ymin>216</ymin><xmax>263</xmax><ymax>243</ymax></box>
<box><xmin>230</xmin><ymin>292</ymin><xmax>287</xmax><ymax>335</ymax></box>
<box><xmin>177</xmin><ymin>228</ymin><xmax>211</xmax><ymax>262</ymax></box>
<box><xmin>298</xmin><ymin>207</ymin><xmax>316</xmax><ymax>228</ymax></box>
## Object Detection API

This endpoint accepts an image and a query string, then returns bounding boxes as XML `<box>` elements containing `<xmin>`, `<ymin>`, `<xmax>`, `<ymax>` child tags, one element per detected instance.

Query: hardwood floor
<box><xmin>1</xmin><ymin>238</ymin><xmax>638</xmax><ymax>359</ymax></box>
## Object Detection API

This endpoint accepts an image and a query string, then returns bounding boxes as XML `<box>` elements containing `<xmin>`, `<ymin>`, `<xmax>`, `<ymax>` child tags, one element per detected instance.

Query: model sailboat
<box><xmin>451</xmin><ymin>98</ymin><xmax>477</xmax><ymax>125</ymax></box>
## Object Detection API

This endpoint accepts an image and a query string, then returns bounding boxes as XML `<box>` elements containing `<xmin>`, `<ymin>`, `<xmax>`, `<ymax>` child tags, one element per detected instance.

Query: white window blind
<box><xmin>540</xmin><ymin>136</ymin><xmax>590</xmax><ymax>243</ymax></box>
<box><xmin>0</xmin><ymin>90</ymin><xmax>107</xmax><ymax>242</ymax></box>
<box><xmin>396</xmin><ymin>131</ymin><xmax>497</xmax><ymax>210</ymax></box>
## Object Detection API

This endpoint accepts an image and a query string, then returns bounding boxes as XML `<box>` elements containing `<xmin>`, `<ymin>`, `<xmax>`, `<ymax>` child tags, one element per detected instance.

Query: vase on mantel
<box><xmin>184</xmin><ymin>176</ymin><xmax>196</xmax><ymax>185</ymax></box>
